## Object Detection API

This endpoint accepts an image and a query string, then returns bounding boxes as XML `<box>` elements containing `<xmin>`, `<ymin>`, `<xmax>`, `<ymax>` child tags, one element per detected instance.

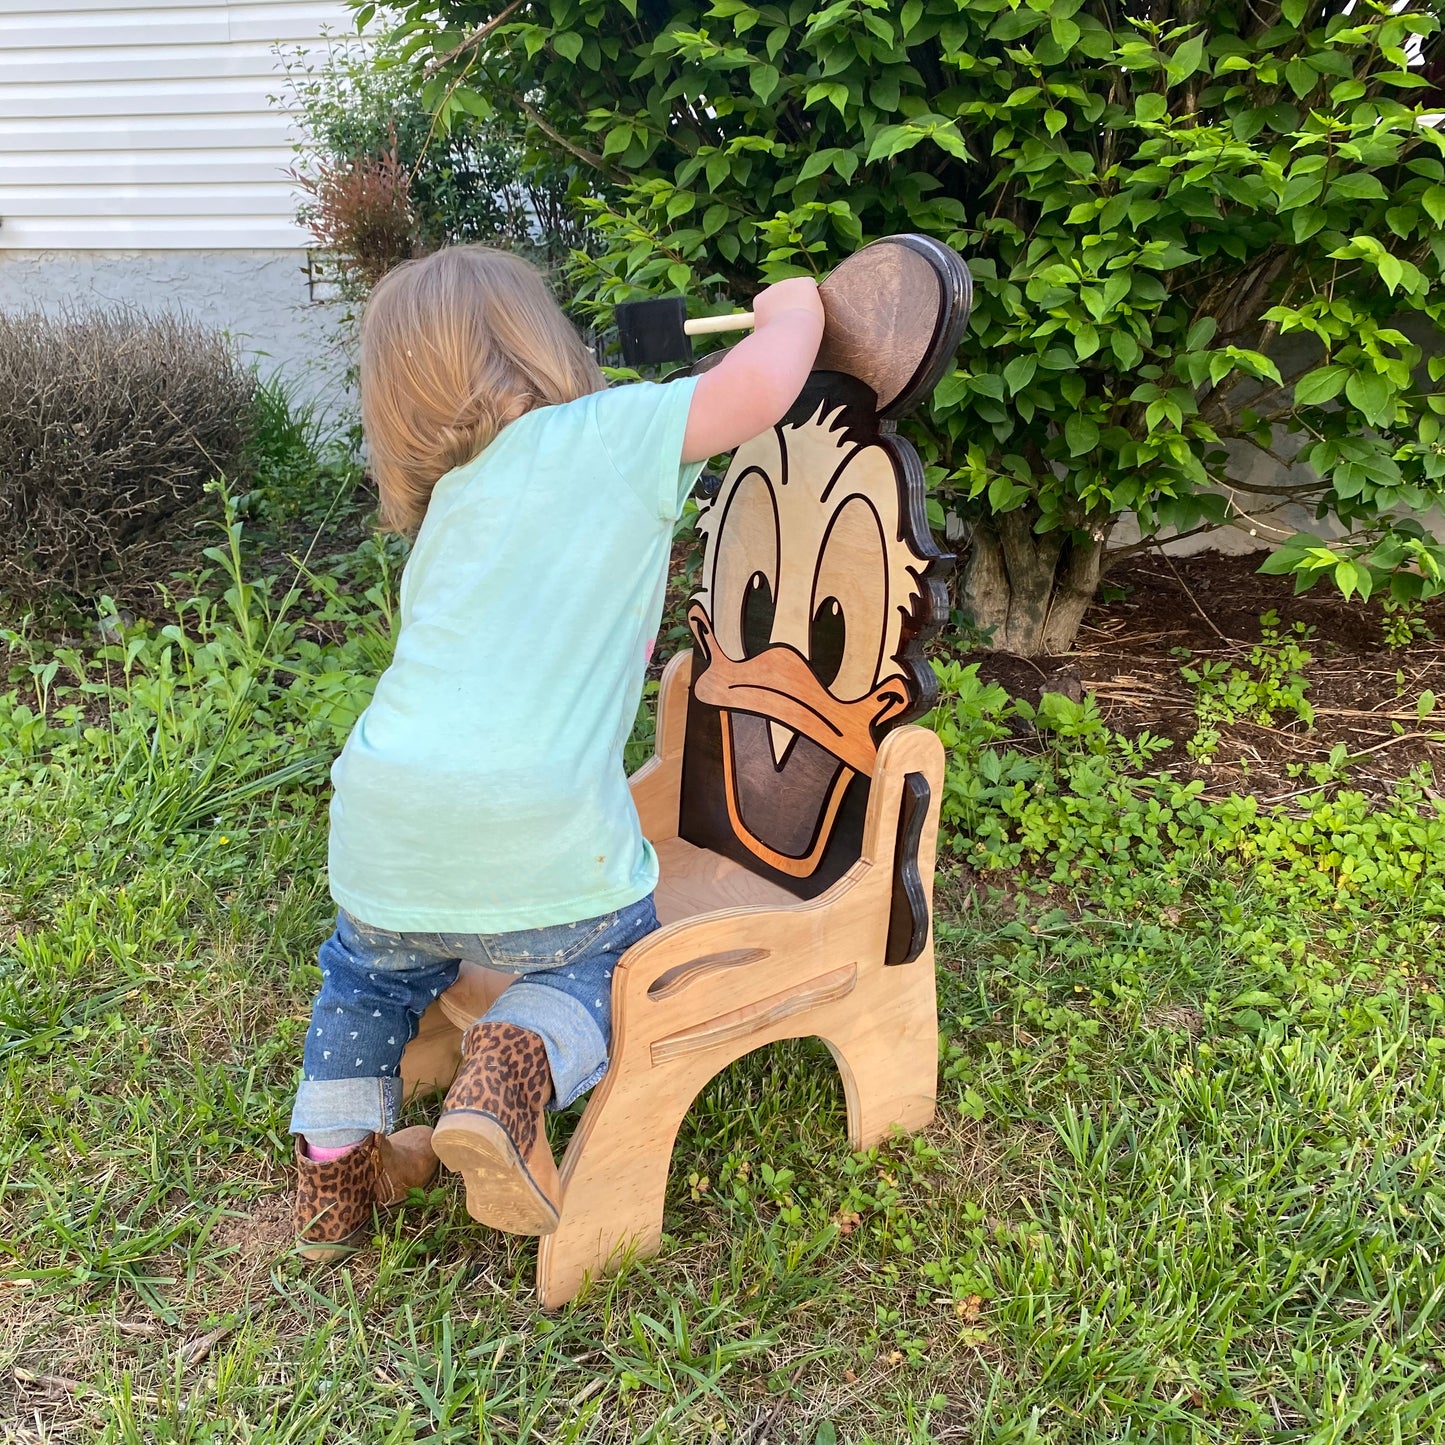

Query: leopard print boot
<box><xmin>431</xmin><ymin>1022</ymin><xmax>561</xmax><ymax>1235</ymax></box>
<box><xmin>292</xmin><ymin>1126</ymin><xmax>438</xmax><ymax>1263</ymax></box>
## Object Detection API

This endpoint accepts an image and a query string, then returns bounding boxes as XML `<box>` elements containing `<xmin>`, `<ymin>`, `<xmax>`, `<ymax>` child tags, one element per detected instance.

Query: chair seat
<box><xmin>652</xmin><ymin>836</ymin><xmax>797</xmax><ymax>925</ymax></box>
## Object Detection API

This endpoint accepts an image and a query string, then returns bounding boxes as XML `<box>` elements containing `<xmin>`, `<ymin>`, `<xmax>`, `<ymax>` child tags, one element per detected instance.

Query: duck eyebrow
<box><xmin>818</xmin><ymin>442</ymin><xmax>869</xmax><ymax>505</ymax></box>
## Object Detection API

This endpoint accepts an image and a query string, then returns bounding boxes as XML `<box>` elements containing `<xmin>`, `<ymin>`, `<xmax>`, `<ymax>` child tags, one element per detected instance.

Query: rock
<box><xmin>93</xmin><ymin>609</ymin><xmax>135</xmax><ymax>644</ymax></box>
<box><xmin>1038</xmin><ymin>664</ymin><xmax>1085</xmax><ymax>705</ymax></box>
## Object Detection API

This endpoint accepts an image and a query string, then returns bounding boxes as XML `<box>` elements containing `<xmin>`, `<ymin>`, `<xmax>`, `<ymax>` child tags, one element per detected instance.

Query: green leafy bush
<box><xmin>389</xmin><ymin>0</ymin><xmax>1445</xmax><ymax>653</ymax></box>
<box><xmin>0</xmin><ymin>308</ymin><xmax>255</xmax><ymax>602</ymax></box>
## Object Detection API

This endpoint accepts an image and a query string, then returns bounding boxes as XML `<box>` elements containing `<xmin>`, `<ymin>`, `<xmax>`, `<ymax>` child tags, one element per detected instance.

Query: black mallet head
<box><xmin>615</xmin><ymin>297</ymin><xmax>692</xmax><ymax>367</ymax></box>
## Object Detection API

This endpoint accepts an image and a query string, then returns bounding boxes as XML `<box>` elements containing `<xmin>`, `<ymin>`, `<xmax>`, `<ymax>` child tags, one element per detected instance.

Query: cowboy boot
<box><xmin>292</xmin><ymin>1126</ymin><xmax>438</xmax><ymax>1263</ymax></box>
<box><xmin>431</xmin><ymin>1022</ymin><xmax>561</xmax><ymax>1235</ymax></box>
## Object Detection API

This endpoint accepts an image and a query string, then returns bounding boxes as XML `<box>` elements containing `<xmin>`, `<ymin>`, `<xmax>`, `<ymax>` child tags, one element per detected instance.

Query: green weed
<box><xmin>1382</xmin><ymin>595</ymin><xmax>1436</xmax><ymax>651</ymax></box>
<box><xmin>1174</xmin><ymin>613</ymin><xmax>1315</xmax><ymax>760</ymax></box>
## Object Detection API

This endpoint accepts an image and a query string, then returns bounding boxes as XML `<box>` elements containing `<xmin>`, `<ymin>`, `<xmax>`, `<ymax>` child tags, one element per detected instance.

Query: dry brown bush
<box><xmin>0</xmin><ymin>306</ymin><xmax>255</xmax><ymax>601</ymax></box>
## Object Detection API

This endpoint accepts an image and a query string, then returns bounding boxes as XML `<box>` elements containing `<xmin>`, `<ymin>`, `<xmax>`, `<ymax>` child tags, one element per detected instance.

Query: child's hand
<box><xmin>753</xmin><ymin>277</ymin><xmax>824</xmax><ymax>329</ymax></box>
<box><xmin>681</xmin><ymin>278</ymin><xmax>825</xmax><ymax>463</ymax></box>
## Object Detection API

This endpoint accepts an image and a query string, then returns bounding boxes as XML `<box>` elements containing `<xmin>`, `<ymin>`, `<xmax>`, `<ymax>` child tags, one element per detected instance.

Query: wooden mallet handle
<box><xmin>684</xmin><ymin>312</ymin><xmax>755</xmax><ymax>337</ymax></box>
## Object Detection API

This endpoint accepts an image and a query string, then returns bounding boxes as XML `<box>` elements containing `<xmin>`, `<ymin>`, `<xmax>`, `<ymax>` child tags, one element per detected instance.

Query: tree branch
<box><xmin>1214</xmin><ymin>479</ymin><xmax>1324</xmax><ymax>502</ymax></box>
<box><xmin>423</xmin><ymin>0</ymin><xmax>527</xmax><ymax>82</ymax></box>
<box><xmin>1106</xmin><ymin>522</ymin><xmax>1220</xmax><ymax>561</ymax></box>
<box><xmin>513</xmin><ymin>92</ymin><xmax>628</xmax><ymax>185</ymax></box>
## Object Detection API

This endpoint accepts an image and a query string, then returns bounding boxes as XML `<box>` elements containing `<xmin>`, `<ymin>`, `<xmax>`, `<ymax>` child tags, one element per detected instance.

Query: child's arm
<box><xmin>681</xmin><ymin>277</ymin><xmax>825</xmax><ymax>463</ymax></box>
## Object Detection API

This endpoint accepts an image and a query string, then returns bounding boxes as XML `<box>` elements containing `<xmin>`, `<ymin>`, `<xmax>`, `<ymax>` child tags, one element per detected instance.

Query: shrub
<box><xmin>277</xmin><ymin>32</ymin><xmax>590</xmax><ymax>296</ymax></box>
<box><xmin>294</xmin><ymin>138</ymin><xmax>419</xmax><ymax>290</ymax></box>
<box><xmin>390</xmin><ymin>0</ymin><xmax>1445</xmax><ymax>654</ymax></box>
<box><xmin>0</xmin><ymin>307</ymin><xmax>255</xmax><ymax>602</ymax></box>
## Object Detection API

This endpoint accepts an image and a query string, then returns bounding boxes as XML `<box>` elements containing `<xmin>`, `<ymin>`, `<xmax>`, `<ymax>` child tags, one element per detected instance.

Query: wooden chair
<box><xmin>401</xmin><ymin>234</ymin><xmax>972</xmax><ymax>1307</ymax></box>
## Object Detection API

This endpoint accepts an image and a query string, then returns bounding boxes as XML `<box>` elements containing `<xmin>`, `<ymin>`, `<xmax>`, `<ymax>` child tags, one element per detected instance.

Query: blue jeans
<box><xmin>289</xmin><ymin>895</ymin><xmax>659</xmax><ymax>1147</ymax></box>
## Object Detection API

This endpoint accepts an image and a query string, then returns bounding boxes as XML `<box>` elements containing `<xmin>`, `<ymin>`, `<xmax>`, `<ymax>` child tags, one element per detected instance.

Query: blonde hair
<box><xmin>360</xmin><ymin>246</ymin><xmax>605</xmax><ymax>532</ymax></box>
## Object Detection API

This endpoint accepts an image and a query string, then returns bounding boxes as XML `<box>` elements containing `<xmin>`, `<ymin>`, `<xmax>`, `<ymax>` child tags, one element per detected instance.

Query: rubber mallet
<box><xmin>612</xmin><ymin>236</ymin><xmax>974</xmax><ymax>416</ymax></box>
<box><xmin>615</xmin><ymin>298</ymin><xmax>754</xmax><ymax>366</ymax></box>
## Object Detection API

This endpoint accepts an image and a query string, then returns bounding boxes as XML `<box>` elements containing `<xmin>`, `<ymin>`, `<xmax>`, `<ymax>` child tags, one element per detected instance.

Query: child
<box><xmin>291</xmin><ymin>245</ymin><xmax>825</xmax><ymax>1259</ymax></box>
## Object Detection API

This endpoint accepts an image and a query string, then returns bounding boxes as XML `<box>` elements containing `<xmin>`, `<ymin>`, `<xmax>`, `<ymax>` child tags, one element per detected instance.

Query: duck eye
<box><xmin>810</xmin><ymin>596</ymin><xmax>846</xmax><ymax>690</ymax></box>
<box><xmin>741</xmin><ymin>572</ymin><xmax>775</xmax><ymax>658</ymax></box>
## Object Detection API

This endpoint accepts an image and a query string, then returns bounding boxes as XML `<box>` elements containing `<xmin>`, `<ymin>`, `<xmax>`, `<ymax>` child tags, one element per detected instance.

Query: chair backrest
<box><xmin>678</xmin><ymin>235</ymin><xmax>972</xmax><ymax>898</ymax></box>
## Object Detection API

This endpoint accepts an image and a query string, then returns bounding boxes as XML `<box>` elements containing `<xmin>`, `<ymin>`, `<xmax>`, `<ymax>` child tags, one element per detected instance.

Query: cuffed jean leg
<box><xmin>480</xmin><ymin>896</ymin><xmax>657</xmax><ymax>1108</ymax></box>
<box><xmin>290</xmin><ymin>1077</ymin><xmax>400</xmax><ymax>1150</ymax></box>
<box><xmin>290</xmin><ymin>913</ymin><xmax>460</xmax><ymax>1146</ymax></box>
<box><xmin>483</xmin><ymin>979</ymin><xmax>612</xmax><ymax>1109</ymax></box>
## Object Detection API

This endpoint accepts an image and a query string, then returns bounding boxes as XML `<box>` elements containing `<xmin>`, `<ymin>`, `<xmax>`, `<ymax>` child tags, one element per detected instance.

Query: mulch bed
<box><xmin>954</xmin><ymin>550</ymin><xmax>1445</xmax><ymax>803</ymax></box>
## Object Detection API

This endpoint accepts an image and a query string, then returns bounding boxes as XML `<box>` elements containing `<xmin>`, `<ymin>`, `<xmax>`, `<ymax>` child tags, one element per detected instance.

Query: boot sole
<box><xmin>295</xmin><ymin>1231</ymin><xmax>366</xmax><ymax>1264</ymax></box>
<box><xmin>432</xmin><ymin>1111</ymin><xmax>560</xmax><ymax>1235</ymax></box>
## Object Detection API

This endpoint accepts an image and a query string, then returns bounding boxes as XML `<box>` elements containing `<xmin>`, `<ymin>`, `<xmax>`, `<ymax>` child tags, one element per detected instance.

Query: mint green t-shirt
<box><xmin>327</xmin><ymin>378</ymin><xmax>702</xmax><ymax>933</ymax></box>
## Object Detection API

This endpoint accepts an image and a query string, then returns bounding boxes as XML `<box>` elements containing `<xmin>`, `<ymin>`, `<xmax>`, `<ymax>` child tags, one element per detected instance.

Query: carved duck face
<box><xmin>687</xmin><ymin>381</ymin><xmax>937</xmax><ymax>878</ymax></box>
<box><xmin>678</xmin><ymin>234</ymin><xmax>971</xmax><ymax>889</ymax></box>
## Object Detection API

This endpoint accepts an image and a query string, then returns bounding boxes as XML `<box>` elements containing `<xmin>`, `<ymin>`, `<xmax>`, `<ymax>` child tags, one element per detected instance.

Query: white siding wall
<box><xmin>0</xmin><ymin>0</ymin><xmax>349</xmax><ymax>249</ymax></box>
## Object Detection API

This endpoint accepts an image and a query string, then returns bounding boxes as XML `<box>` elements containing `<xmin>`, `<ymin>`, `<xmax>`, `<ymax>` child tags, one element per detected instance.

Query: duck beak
<box><xmin>687</xmin><ymin>603</ymin><xmax>910</xmax><ymax>776</ymax></box>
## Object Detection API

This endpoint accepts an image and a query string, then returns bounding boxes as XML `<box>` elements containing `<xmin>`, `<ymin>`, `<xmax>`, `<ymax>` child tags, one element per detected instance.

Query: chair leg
<box><xmin>400</xmin><ymin>997</ymin><xmax>463</xmax><ymax>1105</ymax></box>
<box><xmin>536</xmin><ymin>1062</ymin><xmax>694</xmax><ymax>1309</ymax></box>
<box><xmin>400</xmin><ymin>962</ymin><xmax>515</xmax><ymax>1105</ymax></box>
<box><xmin>822</xmin><ymin>963</ymin><xmax>938</xmax><ymax>1151</ymax></box>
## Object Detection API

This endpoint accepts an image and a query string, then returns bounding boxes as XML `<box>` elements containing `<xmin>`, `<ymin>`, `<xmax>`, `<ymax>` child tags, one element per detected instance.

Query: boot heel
<box><xmin>435</xmin><ymin>1022</ymin><xmax>563</xmax><ymax>1236</ymax></box>
<box><xmin>433</xmin><ymin>1110</ymin><xmax>561</xmax><ymax>1235</ymax></box>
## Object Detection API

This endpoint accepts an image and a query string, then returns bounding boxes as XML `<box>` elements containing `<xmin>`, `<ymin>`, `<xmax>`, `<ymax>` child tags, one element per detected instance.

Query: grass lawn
<box><xmin>3</xmin><ymin>497</ymin><xmax>1445</xmax><ymax>1443</ymax></box>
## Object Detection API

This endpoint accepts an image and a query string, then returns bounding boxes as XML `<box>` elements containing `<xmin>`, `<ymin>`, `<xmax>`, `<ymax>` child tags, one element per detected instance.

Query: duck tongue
<box><xmin>728</xmin><ymin>711</ymin><xmax>847</xmax><ymax>859</ymax></box>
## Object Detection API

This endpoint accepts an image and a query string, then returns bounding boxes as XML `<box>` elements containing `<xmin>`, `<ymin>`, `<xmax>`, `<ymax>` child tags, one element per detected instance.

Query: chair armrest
<box><xmin>608</xmin><ymin>874</ymin><xmax>872</xmax><ymax>1052</ymax></box>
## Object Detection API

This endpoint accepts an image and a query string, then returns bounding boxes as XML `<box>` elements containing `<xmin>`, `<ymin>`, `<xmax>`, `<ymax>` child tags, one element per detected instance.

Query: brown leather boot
<box><xmin>292</xmin><ymin>1126</ymin><xmax>438</xmax><ymax>1263</ymax></box>
<box><xmin>431</xmin><ymin>1022</ymin><xmax>561</xmax><ymax>1235</ymax></box>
